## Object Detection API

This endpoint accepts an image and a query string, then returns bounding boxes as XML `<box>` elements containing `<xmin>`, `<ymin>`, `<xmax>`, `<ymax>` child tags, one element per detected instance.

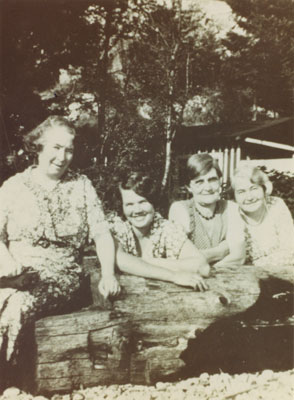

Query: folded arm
<box><xmin>116</xmin><ymin>245</ymin><xmax>208</xmax><ymax>291</ymax></box>
<box><xmin>200</xmin><ymin>240</ymin><xmax>229</xmax><ymax>264</ymax></box>
<box><xmin>144</xmin><ymin>239</ymin><xmax>210</xmax><ymax>277</ymax></box>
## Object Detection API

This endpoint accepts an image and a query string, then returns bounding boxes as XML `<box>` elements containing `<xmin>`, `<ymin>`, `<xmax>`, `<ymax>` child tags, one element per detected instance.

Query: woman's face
<box><xmin>37</xmin><ymin>126</ymin><xmax>74</xmax><ymax>179</ymax></box>
<box><xmin>189</xmin><ymin>168</ymin><xmax>221</xmax><ymax>206</ymax></box>
<box><xmin>234</xmin><ymin>177</ymin><xmax>265</xmax><ymax>214</ymax></box>
<box><xmin>120</xmin><ymin>188</ymin><xmax>155</xmax><ymax>234</ymax></box>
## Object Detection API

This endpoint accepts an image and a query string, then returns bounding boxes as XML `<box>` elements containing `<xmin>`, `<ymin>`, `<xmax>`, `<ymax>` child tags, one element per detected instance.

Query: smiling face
<box><xmin>189</xmin><ymin>168</ymin><xmax>221</xmax><ymax>206</ymax></box>
<box><xmin>234</xmin><ymin>177</ymin><xmax>265</xmax><ymax>215</ymax></box>
<box><xmin>37</xmin><ymin>126</ymin><xmax>74</xmax><ymax>180</ymax></box>
<box><xmin>120</xmin><ymin>188</ymin><xmax>155</xmax><ymax>235</ymax></box>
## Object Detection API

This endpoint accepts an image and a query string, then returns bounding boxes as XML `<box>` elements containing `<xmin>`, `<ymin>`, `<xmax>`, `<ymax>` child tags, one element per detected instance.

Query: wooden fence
<box><xmin>175</xmin><ymin>147</ymin><xmax>293</xmax><ymax>188</ymax></box>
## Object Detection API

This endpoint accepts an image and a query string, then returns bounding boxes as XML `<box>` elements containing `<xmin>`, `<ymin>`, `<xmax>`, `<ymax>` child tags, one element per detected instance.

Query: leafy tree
<box><xmin>223</xmin><ymin>0</ymin><xmax>294</xmax><ymax>116</ymax></box>
<box><xmin>0</xmin><ymin>0</ymin><xmax>96</xmax><ymax>177</ymax></box>
<box><xmin>120</xmin><ymin>0</ymin><xmax>223</xmax><ymax>190</ymax></box>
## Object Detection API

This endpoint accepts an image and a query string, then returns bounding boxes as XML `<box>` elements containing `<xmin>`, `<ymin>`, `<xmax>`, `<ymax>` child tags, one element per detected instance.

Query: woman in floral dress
<box><xmin>0</xmin><ymin>116</ymin><xmax>119</xmax><ymax>387</ymax></box>
<box><xmin>108</xmin><ymin>171</ymin><xmax>210</xmax><ymax>290</ymax></box>
<box><xmin>229</xmin><ymin>164</ymin><xmax>294</xmax><ymax>267</ymax></box>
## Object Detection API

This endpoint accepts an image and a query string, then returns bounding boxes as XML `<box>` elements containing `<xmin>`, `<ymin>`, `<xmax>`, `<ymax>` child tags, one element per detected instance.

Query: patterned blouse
<box><xmin>0</xmin><ymin>166</ymin><xmax>108</xmax><ymax>362</ymax></box>
<box><xmin>242</xmin><ymin>196</ymin><xmax>294</xmax><ymax>266</ymax></box>
<box><xmin>0</xmin><ymin>166</ymin><xmax>108</xmax><ymax>273</ymax></box>
<box><xmin>227</xmin><ymin>196</ymin><xmax>294</xmax><ymax>267</ymax></box>
<box><xmin>108</xmin><ymin>212</ymin><xmax>188</xmax><ymax>259</ymax></box>
<box><xmin>178</xmin><ymin>199</ymin><xmax>228</xmax><ymax>249</ymax></box>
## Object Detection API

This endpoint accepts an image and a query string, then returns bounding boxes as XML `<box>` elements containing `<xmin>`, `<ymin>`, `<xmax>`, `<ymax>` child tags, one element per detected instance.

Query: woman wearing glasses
<box><xmin>169</xmin><ymin>153</ymin><xmax>244</xmax><ymax>266</ymax></box>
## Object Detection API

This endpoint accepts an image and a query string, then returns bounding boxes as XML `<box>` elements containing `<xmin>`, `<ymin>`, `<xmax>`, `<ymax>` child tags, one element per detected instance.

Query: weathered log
<box><xmin>254</xmin><ymin>264</ymin><xmax>294</xmax><ymax>284</ymax></box>
<box><xmin>34</xmin><ymin>261</ymin><xmax>267</xmax><ymax>395</ymax></box>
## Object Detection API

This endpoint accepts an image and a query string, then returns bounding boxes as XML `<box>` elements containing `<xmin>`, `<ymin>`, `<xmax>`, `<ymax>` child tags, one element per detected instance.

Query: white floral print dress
<box><xmin>243</xmin><ymin>197</ymin><xmax>294</xmax><ymax>266</ymax></box>
<box><xmin>227</xmin><ymin>196</ymin><xmax>294</xmax><ymax>267</ymax></box>
<box><xmin>108</xmin><ymin>212</ymin><xmax>188</xmax><ymax>259</ymax></box>
<box><xmin>0</xmin><ymin>166</ymin><xmax>108</xmax><ymax>362</ymax></box>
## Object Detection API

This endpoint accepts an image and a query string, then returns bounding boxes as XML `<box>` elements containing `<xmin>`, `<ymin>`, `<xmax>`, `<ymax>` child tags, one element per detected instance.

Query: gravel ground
<box><xmin>1</xmin><ymin>369</ymin><xmax>294</xmax><ymax>400</ymax></box>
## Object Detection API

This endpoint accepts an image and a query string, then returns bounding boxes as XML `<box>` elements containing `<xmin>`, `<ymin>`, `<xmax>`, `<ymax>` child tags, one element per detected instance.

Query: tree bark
<box><xmin>33</xmin><ymin>261</ymin><xmax>266</xmax><ymax>395</ymax></box>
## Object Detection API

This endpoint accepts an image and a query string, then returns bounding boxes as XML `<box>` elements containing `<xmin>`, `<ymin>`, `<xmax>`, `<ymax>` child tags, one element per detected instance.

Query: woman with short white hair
<box><xmin>230</xmin><ymin>164</ymin><xmax>294</xmax><ymax>266</ymax></box>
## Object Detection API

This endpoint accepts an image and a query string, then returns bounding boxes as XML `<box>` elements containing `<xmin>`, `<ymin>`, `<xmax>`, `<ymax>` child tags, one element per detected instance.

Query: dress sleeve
<box><xmin>254</xmin><ymin>196</ymin><xmax>294</xmax><ymax>267</ymax></box>
<box><xmin>84</xmin><ymin>177</ymin><xmax>110</xmax><ymax>241</ymax></box>
<box><xmin>222</xmin><ymin>201</ymin><xmax>246</xmax><ymax>265</ymax></box>
<box><xmin>107</xmin><ymin>214</ymin><xmax>136</xmax><ymax>255</ymax></box>
<box><xmin>163</xmin><ymin>221</ymin><xmax>188</xmax><ymax>259</ymax></box>
<box><xmin>168</xmin><ymin>201</ymin><xmax>191</xmax><ymax>235</ymax></box>
<box><xmin>273</xmin><ymin>197</ymin><xmax>294</xmax><ymax>255</ymax></box>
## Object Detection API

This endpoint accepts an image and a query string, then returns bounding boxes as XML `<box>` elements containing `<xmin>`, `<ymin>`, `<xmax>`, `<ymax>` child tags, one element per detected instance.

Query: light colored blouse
<box><xmin>0</xmin><ymin>166</ymin><xmax>108</xmax><ymax>276</ymax></box>
<box><xmin>173</xmin><ymin>199</ymin><xmax>229</xmax><ymax>249</ymax></box>
<box><xmin>227</xmin><ymin>196</ymin><xmax>294</xmax><ymax>267</ymax></box>
<box><xmin>0</xmin><ymin>167</ymin><xmax>108</xmax><ymax>362</ymax></box>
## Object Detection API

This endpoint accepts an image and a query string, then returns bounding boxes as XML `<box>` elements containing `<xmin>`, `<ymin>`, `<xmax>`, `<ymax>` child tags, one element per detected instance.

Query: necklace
<box><xmin>194</xmin><ymin>205</ymin><xmax>216</xmax><ymax>220</ymax></box>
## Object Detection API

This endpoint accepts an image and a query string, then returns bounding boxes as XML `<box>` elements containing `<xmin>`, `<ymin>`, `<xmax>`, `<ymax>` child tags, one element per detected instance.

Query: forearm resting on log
<box><xmin>116</xmin><ymin>247</ymin><xmax>208</xmax><ymax>290</ymax></box>
<box><xmin>94</xmin><ymin>232</ymin><xmax>116</xmax><ymax>277</ymax></box>
<box><xmin>200</xmin><ymin>240</ymin><xmax>229</xmax><ymax>264</ymax></box>
<box><xmin>116</xmin><ymin>248</ymin><xmax>176</xmax><ymax>281</ymax></box>
<box><xmin>143</xmin><ymin>256</ymin><xmax>210</xmax><ymax>277</ymax></box>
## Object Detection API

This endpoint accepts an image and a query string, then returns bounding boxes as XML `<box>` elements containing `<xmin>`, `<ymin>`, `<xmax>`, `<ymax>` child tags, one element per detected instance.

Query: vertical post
<box><xmin>236</xmin><ymin>146</ymin><xmax>241</xmax><ymax>164</ymax></box>
<box><xmin>218</xmin><ymin>148</ymin><xmax>224</xmax><ymax>177</ymax></box>
<box><xmin>229</xmin><ymin>147</ymin><xmax>235</xmax><ymax>180</ymax></box>
<box><xmin>223</xmin><ymin>148</ymin><xmax>229</xmax><ymax>184</ymax></box>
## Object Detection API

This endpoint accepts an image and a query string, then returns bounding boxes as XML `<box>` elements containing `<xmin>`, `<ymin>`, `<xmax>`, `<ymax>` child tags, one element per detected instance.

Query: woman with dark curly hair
<box><xmin>0</xmin><ymin>115</ymin><xmax>120</xmax><ymax>387</ymax></box>
<box><xmin>108</xmin><ymin>171</ymin><xmax>210</xmax><ymax>291</ymax></box>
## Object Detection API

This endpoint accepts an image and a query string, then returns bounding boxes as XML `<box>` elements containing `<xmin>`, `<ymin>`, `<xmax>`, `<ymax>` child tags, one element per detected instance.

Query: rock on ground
<box><xmin>1</xmin><ymin>369</ymin><xmax>294</xmax><ymax>400</ymax></box>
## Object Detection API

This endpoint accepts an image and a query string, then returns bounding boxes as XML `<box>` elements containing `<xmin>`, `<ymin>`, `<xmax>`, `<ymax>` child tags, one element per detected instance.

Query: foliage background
<box><xmin>1</xmin><ymin>0</ymin><xmax>293</xmax><ymax>213</ymax></box>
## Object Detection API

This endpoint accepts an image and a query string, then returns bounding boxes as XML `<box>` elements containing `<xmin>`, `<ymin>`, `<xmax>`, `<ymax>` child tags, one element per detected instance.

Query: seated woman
<box><xmin>169</xmin><ymin>153</ymin><xmax>245</xmax><ymax>266</ymax></box>
<box><xmin>0</xmin><ymin>116</ymin><xmax>119</xmax><ymax>386</ymax></box>
<box><xmin>108</xmin><ymin>171</ymin><xmax>210</xmax><ymax>291</ymax></box>
<box><xmin>229</xmin><ymin>164</ymin><xmax>294</xmax><ymax>267</ymax></box>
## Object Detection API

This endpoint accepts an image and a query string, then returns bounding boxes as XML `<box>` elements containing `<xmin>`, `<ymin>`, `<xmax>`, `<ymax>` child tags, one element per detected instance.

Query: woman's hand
<box><xmin>173</xmin><ymin>271</ymin><xmax>209</xmax><ymax>292</ymax></box>
<box><xmin>98</xmin><ymin>274</ymin><xmax>121</xmax><ymax>298</ymax></box>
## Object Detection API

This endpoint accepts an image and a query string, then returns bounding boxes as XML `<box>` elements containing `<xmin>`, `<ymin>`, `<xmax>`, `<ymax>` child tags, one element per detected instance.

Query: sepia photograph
<box><xmin>0</xmin><ymin>0</ymin><xmax>293</xmax><ymax>399</ymax></box>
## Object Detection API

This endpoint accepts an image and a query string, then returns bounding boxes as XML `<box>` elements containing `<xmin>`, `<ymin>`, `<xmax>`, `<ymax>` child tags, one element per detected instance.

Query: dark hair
<box><xmin>119</xmin><ymin>170</ymin><xmax>160</xmax><ymax>208</ymax></box>
<box><xmin>187</xmin><ymin>153</ymin><xmax>222</xmax><ymax>183</ymax></box>
<box><xmin>24</xmin><ymin>115</ymin><xmax>76</xmax><ymax>154</ymax></box>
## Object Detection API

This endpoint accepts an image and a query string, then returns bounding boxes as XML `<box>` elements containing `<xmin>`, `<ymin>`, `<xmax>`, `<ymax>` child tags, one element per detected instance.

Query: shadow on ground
<box><xmin>178</xmin><ymin>277</ymin><xmax>294</xmax><ymax>378</ymax></box>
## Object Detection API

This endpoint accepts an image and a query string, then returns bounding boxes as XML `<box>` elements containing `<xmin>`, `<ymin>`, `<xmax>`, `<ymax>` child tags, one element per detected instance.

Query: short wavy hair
<box><xmin>24</xmin><ymin>115</ymin><xmax>76</xmax><ymax>154</ymax></box>
<box><xmin>231</xmin><ymin>163</ymin><xmax>273</xmax><ymax>195</ymax></box>
<box><xmin>119</xmin><ymin>170</ymin><xmax>160</xmax><ymax>208</ymax></box>
<box><xmin>186</xmin><ymin>153</ymin><xmax>222</xmax><ymax>184</ymax></box>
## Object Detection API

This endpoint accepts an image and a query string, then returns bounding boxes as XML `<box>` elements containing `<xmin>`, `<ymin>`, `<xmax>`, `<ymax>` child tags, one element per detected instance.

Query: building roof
<box><xmin>174</xmin><ymin>117</ymin><xmax>294</xmax><ymax>157</ymax></box>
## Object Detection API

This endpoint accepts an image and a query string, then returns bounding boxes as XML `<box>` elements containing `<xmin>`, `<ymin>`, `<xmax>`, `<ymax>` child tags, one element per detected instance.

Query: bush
<box><xmin>263</xmin><ymin>168</ymin><xmax>294</xmax><ymax>217</ymax></box>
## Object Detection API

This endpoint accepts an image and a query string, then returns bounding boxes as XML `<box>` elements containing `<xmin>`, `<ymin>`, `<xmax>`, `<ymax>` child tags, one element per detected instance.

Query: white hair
<box><xmin>231</xmin><ymin>163</ymin><xmax>273</xmax><ymax>195</ymax></box>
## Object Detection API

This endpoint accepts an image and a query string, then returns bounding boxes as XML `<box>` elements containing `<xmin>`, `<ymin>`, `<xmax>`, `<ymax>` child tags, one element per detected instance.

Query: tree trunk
<box><xmin>161</xmin><ymin>44</ymin><xmax>178</xmax><ymax>191</ymax></box>
<box><xmin>161</xmin><ymin>109</ymin><xmax>173</xmax><ymax>191</ymax></box>
<box><xmin>96</xmin><ymin>10</ymin><xmax>112</xmax><ymax>162</ymax></box>
<box><xmin>33</xmin><ymin>261</ymin><xmax>267</xmax><ymax>395</ymax></box>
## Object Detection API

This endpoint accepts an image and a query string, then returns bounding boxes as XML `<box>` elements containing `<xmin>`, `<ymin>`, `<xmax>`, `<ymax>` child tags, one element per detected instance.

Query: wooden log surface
<box><xmin>34</xmin><ymin>259</ymin><xmax>293</xmax><ymax>395</ymax></box>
